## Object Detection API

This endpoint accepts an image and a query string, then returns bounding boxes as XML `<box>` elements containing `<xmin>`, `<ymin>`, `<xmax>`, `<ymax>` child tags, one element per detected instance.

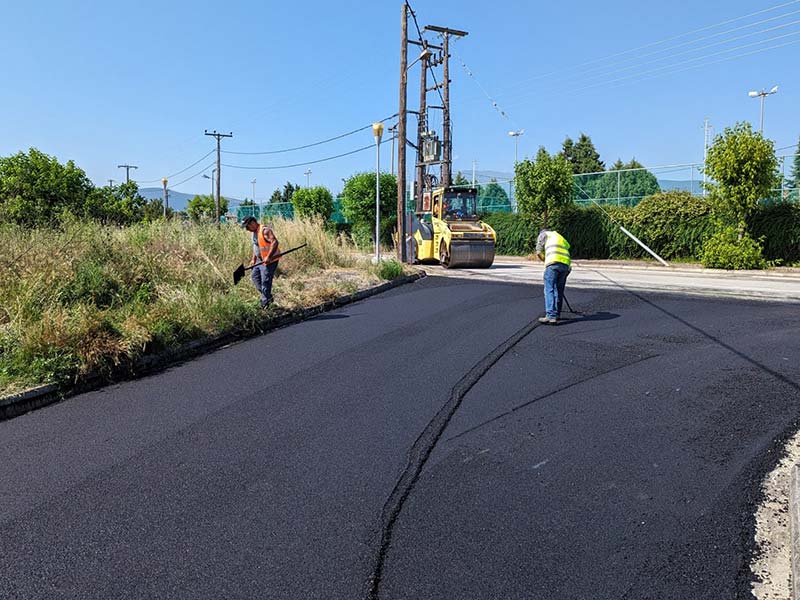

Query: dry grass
<box><xmin>0</xmin><ymin>217</ymin><xmax>410</xmax><ymax>395</ymax></box>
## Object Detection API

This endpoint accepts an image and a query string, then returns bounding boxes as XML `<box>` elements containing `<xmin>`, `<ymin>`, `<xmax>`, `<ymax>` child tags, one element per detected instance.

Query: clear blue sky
<box><xmin>1</xmin><ymin>0</ymin><xmax>798</xmax><ymax>201</ymax></box>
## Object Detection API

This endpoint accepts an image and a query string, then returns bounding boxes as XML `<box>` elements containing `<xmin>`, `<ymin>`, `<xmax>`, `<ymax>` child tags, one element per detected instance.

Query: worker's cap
<box><xmin>241</xmin><ymin>216</ymin><xmax>257</xmax><ymax>228</ymax></box>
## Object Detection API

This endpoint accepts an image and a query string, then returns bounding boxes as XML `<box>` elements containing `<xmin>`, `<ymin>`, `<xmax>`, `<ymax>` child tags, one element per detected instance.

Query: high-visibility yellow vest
<box><xmin>545</xmin><ymin>231</ymin><xmax>571</xmax><ymax>267</ymax></box>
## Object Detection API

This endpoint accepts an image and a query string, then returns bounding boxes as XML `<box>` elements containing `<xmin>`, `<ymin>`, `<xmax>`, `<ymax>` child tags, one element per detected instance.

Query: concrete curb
<box><xmin>791</xmin><ymin>463</ymin><xmax>800</xmax><ymax>600</ymax></box>
<box><xmin>0</xmin><ymin>271</ymin><xmax>424</xmax><ymax>422</ymax></box>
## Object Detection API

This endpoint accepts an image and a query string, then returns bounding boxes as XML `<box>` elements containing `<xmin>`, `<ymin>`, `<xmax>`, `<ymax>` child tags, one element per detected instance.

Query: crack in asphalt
<box><xmin>364</xmin><ymin>318</ymin><xmax>542</xmax><ymax>599</ymax></box>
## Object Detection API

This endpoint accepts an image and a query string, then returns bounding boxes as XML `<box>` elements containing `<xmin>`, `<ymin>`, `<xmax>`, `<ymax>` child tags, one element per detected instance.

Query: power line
<box><xmin>543</xmin><ymin>15</ymin><xmax>800</xmax><ymax>92</ymax></box>
<box><xmin>222</xmin><ymin>139</ymin><xmax>389</xmax><ymax>170</ymax></box>
<box><xmin>222</xmin><ymin>114</ymin><xmax>397</xmax><ymax>155</ymax></box>
<box><xmin>499</xmin><ymin>0</ymin><xmax>800</xmax><ymax>92</ymax></box>
<box><xmin>502</xmin><ymin>31</ymin><xmax>800</xmax><ymax>106</ymax></box>
<box><xmin>136</xmin><ymin>148</ymin><xmax>216</xmax><ymax>184</ymax></box>
<box><xmin>169</xmin><ymin>162</ymin><xmax>217</xmax><ymax>188</ymax></box>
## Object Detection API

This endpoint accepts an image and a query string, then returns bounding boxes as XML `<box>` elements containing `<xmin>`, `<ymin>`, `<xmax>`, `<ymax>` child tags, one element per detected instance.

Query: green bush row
<box><xmin>482</xmin><ymin>191</ymin><xmax>800</xmax><ymax>264</ymax></box>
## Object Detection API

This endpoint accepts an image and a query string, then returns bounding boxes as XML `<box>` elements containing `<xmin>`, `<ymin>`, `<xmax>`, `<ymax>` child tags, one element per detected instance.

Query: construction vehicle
<box><xmin>410</xmin><ymin>186</ymin><xmax>496</xmax><ymax>268</ymax></box>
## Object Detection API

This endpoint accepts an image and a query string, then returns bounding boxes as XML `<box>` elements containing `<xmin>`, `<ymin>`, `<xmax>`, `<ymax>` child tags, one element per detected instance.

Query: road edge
<box><xmin>0</xmin><ymin>271</ymin><xmax>424</xmax><ymax>422</ymax></box>
<box><xmin>791</xmin><ymin>464</ymin><xmax>800</xmax><ymax>599</ymax></box>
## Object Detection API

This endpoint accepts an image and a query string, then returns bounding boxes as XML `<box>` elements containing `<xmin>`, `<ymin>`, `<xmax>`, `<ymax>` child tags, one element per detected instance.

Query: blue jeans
<box><xmin>251</xmin><ymin>262</ymin><xmax>278</xmax><ymax>307</ymax></box>
<box><xmin>543</xmin><ymin>263</ymin><xmax>569</xmax><ymax>319</ymax></box>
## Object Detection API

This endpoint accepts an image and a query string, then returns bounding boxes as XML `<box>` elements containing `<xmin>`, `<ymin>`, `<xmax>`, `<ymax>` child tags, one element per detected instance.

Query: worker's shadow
<box><xmin>556</xmin><ymin>311</ymin><xmax>620</xmax><ymax>325</ymax></box>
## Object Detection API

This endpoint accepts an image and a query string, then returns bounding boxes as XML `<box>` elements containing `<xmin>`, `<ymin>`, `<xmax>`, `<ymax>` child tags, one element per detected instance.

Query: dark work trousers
<box><xmin>251</xmin><ymin>261</ymin><xmax>278</xmax><ymax>307</ymax></box>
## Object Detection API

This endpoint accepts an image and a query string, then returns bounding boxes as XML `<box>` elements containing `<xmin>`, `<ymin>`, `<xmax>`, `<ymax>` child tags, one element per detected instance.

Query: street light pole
<box><xmin>508</xmin><ymin>130</ymin><xmax>524</xmax><ymax>164</ymax></box>
<box><xmin>251</xmin><ymin>178</ymin><xmax>258</xmax><ymax>219</ymax></box>
<box><xmin>304</xmin><ymin>169</ymin><xmax>312</xmax><ymax>187</ymax></box>
<box><xmin>373</xmin><ymin>122</ymin><xmax>384</xmax><ymax>264</ymax></box>
<box><xmin>161</xmin><ymin>177</ymin><xmax>169</xmax><ymax>218</ymax></box>
<box><xmin>748</xmin><ymin>86</ymin><xmax>778</xmax><ymax>133</ymax></box>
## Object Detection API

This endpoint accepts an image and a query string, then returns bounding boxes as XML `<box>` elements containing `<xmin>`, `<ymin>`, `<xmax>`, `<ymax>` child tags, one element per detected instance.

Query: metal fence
<box><xmin>226</xmin><ymin>156</ymin><xmax>798</xmax><ymax>224</ymax></box>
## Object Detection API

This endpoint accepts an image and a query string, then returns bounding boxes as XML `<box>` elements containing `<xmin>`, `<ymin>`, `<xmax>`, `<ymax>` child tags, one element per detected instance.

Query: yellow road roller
<box><xmin>411</xmin><ymin>186</ymin><xmax>496</xmax><ymax>268</ymax></box>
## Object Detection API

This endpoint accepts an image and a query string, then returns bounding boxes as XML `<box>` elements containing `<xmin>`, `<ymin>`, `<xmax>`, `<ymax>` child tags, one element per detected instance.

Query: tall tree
<box><xmin>704</xmin><ymin>121</ymin><xmax>779</xmax><ymax>238</ymax></box>
<box><xmin>269</xmin><ymin>189</ymin><xmax>283</xmax><ymax>204</ymax></box>
<box><xmin>561</xmin><ymin>136</ymin><xmax>575</xmax><ymax>169</ymax></box>
<box><xmin>594</xmin><ymin>158</ymin><xmax>660</xmax><ymax>203</ymax></box>
<box><xmin>84</xmin><ymin>181</ymin><xmax>148</xmax><ymax>224</ymax></box>
<box><xmin>282</xmin><ymin>181</ymin><xmax>300</xmax><ymax>203</ymax></box>
<box><xmin>0</xmin><ymin>148</ymin><xmax>93</xmax><ymax>226</ymax></box>
<box><xmin>478</xmin><ymin>179</ymin><xmax>511</xmax><ymax>213</ymax></box>
<box><xmin>453</xmin><ymin>171</ymin><xmax>470</xmax><ymax>186</ymax></box>
<box><xmin>790</xmin><ymin>135</ymin><xmax>800</xmax><ymax>190</ymax></box>
<box><xmin>340</xmin><ymin>172</ymin><xmax>397</xmax><ymax>244</ymax></box>
<box><xmin>515</xmin><ymin>147</ymin><xmax>574</xmax><ymax>226</ymax></box>
<box><xmin>186</xmin><ymin>194</ymin><xmax>229</xmax><ymax>222</ymax></box>
<box><xmin>572</xmin><ymin>133</ymin><xmax>604</xmax><ymax>174</ymax></box>
<box><xmin>291</xmin><ymin>186</ymin><xmax>334</xmax><ymax>221</ymax></box>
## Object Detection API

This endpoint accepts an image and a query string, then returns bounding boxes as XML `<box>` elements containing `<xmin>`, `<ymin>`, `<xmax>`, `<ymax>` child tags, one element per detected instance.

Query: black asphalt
<box><xmin>1</xmin><ymin>275</ymin><xmax>799</xmax><ymax>599</ymax></box>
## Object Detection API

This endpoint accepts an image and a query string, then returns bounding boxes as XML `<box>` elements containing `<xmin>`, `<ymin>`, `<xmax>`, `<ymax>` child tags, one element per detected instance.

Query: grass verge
<box><xmin>0</xmin><ymin>216</ymin><xmax>413</xmax><ymax>395</ymax></box>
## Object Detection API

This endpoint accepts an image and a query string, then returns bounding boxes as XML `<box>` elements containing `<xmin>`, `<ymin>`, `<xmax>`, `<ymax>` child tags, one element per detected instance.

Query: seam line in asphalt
<box><xmin>591</xmin><ymin>269</ymin><xmax>800</xmax><ymax>396</ymax></box>
<box><xmin>365</xmin><ymin>317</ymin><xmax>543</xmax><ymax>599</ymax></box>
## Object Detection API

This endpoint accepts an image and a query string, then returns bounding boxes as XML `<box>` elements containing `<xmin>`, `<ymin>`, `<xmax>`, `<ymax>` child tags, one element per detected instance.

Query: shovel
<box><xmin>232</xmin><ymin>244</ymin><xmax>307</xmax><ymax>285</ymax></box>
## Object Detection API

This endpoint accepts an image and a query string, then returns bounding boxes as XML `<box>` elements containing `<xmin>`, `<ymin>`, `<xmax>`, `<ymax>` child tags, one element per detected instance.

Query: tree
<box><xmin>282</xmin><ymin>181</ymin><xmax>300</xmax><ymax>203</ymax></box>
<box><xmin>269</xmin><ymin>189</ymin><xmax>282</xmax><ymax>204</ymax></box>
<box><xmin>340</xmin><ymin>172</ymin><xmax>397</xmax><ymax>244</ymax></box>
<box><xmin>0</xmin><ymin>148</ymin><xmax>93</xmax><ymax>226</ymax></box>
<box><xmin>789</xmin><ymin>135</ymin><xmax>800</xmax><ymax>190</ymax></box>
<box><xmin>478</xmin><ymin>179</ymin><xmax>511</xmax><ymax>213</ymax></box>
<box><xmin>571</xmin><ymin>133</ymin><xmax>605</xmax><ymax>175</ymax></box>
<box><xmin>515</xmin><ymin>147</ymin><xmax>574</xmax><ymax>226</ymax></box>
<box><xmin>240</xmin><ymin>198</ymin><xmax>255</xmax><ymax>206</ymax></box>
<box><xmin>453</xmin><ymin>171</ymin><xmax>470</xmax><ymax>186</ymax></box>
<box><xmin>84</xmin><ymin>181</ymin><xmax>148</xmax><ymax>225</ymax></box>
<box><xmin>561</xmin><ymin>137</ymin><xmax>575</xmax><ymax>167</ymax></box>
<box><xmin>594</xmin><ymin>158</ymin><xmax>660</xmax><ymax>203</ymax></box>
<box><xmin>291</xmin><ymin>185</ymin><xmax>334</xmax><ymax>221</ymax></box>
<box><xmin>186</xmin><ymin>194</ymin><xmax>229</xmax><ymax>222</ymax></box>
<box><xmin>141</xmin><ymin>198</ymin><xmax>175</xmax><ymax>222</ymax></box>
<box><xmin>704</xmin><ymin>121</ymin><xmax>779</xmax><ymax>237</ymax></box>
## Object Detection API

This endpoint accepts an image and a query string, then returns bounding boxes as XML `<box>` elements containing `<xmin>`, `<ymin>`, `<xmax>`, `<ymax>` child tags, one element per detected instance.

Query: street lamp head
<box><xmin>748</xmin><ymin>91</ymin><xmax>759</xmax><ymax>97</ymax></box>
<box><xmin>202</xmin><ymin>174</ymin><xmax>210</xmax><ymax>179</ymax></box>
<box><xmin>769</xmin><ymin>85</ymin><xmax>779</xmax><ymax>94</ymax></box>
<box><xmin>161</xmin><ymin>177</ymin><xmax>168</xmax><ymax>187</ymax></box>
<box><xmin>372</xmin><ymin>122</ymin><xmax>384</xmax><ymax>141</ymax></box>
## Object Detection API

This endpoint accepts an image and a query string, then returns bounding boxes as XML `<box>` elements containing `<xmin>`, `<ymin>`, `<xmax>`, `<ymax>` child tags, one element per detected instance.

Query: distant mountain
<box><xmin>138</xmin><ymin>188</ymin><xmax>244</xmax><ymax>213</ymax></box>
<box><xmin>139</xmin><ymin>188</ymin><xmax>195</xmax><ymax>213</ymax></box>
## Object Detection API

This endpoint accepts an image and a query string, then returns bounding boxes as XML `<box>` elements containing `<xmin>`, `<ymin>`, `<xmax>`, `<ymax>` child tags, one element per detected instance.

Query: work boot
<box><xmin>538</xmin><ymin>316</ymin><xmax>557</xmax><ymax>324</ymax></box>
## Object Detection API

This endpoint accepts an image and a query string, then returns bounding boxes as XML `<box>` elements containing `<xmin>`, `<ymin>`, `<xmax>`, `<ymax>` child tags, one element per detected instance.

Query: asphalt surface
<box><xmin>2</xmin><ymin>275</ymin><xmax>799</xmax><ymax>599</ymax></box>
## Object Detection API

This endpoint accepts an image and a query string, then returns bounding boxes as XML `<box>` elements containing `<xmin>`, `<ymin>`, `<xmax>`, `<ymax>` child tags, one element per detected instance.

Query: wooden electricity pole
<box><xmin>397</xmin><ymin>3</ymin><xmax>409</xmax><ymax>262</ymax></box>
<box><xmin>204</xmin><ymin>130</ymin><xmax>233</xmax><ymax>227</ymax></box>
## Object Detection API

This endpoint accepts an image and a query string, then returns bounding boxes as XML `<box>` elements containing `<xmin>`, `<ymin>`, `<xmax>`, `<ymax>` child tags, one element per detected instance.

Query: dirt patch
<box><xmin>751</xmin><ymin>429</ymin><xmax>800</xmax><ymax>599</ymax></box>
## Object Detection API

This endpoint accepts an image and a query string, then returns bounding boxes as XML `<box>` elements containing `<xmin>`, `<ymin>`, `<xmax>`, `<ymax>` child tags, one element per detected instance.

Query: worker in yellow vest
<box><xmin>242</xmin><ymin>216</ymin><xmax>280</xmax><ymax>308</ymax></box>
<box><xmin>535</xmin><ymin>228</ymin><xmax>571</xmax><ymax>324</ymax></box>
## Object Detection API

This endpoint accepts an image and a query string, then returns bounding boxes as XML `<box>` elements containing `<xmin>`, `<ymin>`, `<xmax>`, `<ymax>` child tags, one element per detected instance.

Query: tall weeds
<box><xmin>0</xmin><ymin>217</ymin><xmax>400</xmax><ymax>394</ymax></box>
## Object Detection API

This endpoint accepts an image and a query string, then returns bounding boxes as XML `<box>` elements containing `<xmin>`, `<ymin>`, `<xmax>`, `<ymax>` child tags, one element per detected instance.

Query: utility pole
<box><xmin>304</xmin><ymin>169</ymin><xmax>312</xmax><ymax>187</ymax></box>
<box><xmin>117</xmin><ymin>164</ymin><xmax>138</xmax><ymax>183</ymax></box>
<box><xmin>472</xmin><ymin>159</ymin><xmax>476</xmax><ymax>186</ymax></box>
<box><xmin>397</xmin><ymin>2</ymin><xmax>409</xmax><ymax>263</ymax></box>
<box><xmin>204</xmin><ymin>130</ymin><xmax>233</xmax><ymax>226</ymax></box>
<box><xmin>108</xmin><ymin>179</ymin><xmax>115</xmax><ymax>188</ymax></box>
<box><xmin>415</xmin><ymin>40</ymin><xmax>429</xmax><ymax>215</ymax></box>
<box><xmin>425</xmin><ymin>25</ymin><xmax>468</xmax><ymax>188</ymax></box>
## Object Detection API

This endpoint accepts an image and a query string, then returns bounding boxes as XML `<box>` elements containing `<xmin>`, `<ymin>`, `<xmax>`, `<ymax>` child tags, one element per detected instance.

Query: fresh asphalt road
<box><xmin>2</xmin><ymin>274</ymin><xmax>799</xmax><ymax>599</ymax></box>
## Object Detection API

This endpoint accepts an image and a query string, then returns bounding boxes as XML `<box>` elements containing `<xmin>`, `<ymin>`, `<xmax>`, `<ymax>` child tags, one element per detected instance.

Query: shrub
<box><xmin>701</xmin><ymin>226</ymin><xmax>766</xmax><ymax>269</ymax></box>
<box><xmin>630</xmin><ymin>191</ymin><xmax>713</xmax><ymax>259</ymax></box>
<box><xmin>749</xmin><ymin>202</ymin><xmax>800</xmax><ymax>264</ymax></box>
<box><xmin>291</xmin><ymin>186</ymin><xmax>334</xmax><ymax>221</ymax></box>
<box><xmin>377</xmin><ymin>259</ymin><xmax>404</xmax><ymax>280</ymax></box>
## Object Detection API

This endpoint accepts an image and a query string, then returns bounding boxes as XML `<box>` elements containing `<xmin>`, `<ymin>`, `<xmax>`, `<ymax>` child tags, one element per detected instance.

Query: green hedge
<box><xmin>483</xmin><ymin>192</ymin><xmax>800</xmax><ymax>264</ymax></box>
